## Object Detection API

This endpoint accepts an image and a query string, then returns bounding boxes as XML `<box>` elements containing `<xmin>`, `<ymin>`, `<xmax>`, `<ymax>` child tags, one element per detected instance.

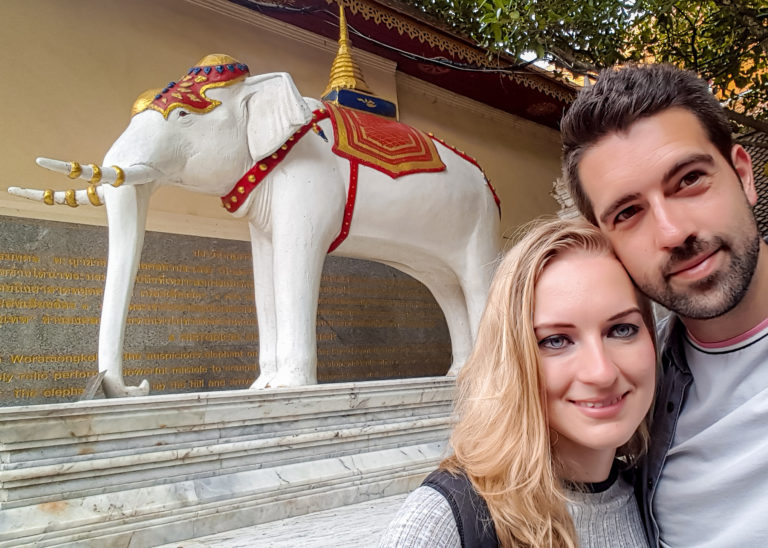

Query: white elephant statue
<box><xmin>9</xmin><ymin>54</ymin><xmax>501</xmax><ymax>397</ymax></box>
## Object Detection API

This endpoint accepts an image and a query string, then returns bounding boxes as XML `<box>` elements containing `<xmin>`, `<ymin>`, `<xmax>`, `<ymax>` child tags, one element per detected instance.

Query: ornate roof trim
<box><xmin>330</xmin><ymin>0</ymin><xmax>576</xmax><ymax>103</ymax></box>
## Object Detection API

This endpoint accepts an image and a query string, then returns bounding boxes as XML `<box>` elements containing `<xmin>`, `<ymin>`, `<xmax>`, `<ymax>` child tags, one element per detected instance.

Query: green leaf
<box><xmin>401</xmin><ymin>0</ymin><xmax>768</xmax><ymax>120</ymax></box>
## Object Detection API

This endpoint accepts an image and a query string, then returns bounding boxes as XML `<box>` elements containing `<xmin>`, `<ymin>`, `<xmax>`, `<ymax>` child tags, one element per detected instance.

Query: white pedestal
<box><xmin>0</xmin><ymin>377</ymin><xmax>453</xmax><ymax>547</ymax></box>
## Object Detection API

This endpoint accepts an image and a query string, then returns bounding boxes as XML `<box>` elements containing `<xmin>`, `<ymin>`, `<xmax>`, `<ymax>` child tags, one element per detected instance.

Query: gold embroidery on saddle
<box><xmin>325</xmin><ymin>103</ymin><xmax>446</xmax><ymax>178</ymax></box>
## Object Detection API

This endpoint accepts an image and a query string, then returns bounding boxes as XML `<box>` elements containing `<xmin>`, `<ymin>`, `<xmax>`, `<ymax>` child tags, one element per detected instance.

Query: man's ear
<box><xmin>731</xmin><ymin>144</ymin><xmax>757</xmax><ymax>206</ymax></box>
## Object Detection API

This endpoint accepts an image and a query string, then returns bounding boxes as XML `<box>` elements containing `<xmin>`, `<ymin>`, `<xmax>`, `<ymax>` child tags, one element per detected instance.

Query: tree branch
<box><xmin>726</xmin><ymin>109</ymin><xmax>768</xmax><ymax>133</ymax></box>
<box><xmin>711</xmin><ymin>0</ymin><xmax>768</xmax><ymax>54</ymax></box>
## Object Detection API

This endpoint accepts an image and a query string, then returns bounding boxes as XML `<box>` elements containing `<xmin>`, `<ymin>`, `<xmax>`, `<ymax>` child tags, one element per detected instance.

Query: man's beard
<box><xmin>638</xmin><ymin>233</ymin><xmax>760</xmax><ymax>320</ymax></box>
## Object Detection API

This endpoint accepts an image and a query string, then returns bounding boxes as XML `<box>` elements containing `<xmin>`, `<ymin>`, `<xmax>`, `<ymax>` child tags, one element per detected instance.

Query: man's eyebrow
<box><xmin>661</xmin><ymin>153</ymin><xmax>714</xmax><ymax>183</ymax></box>
<box><xmin>599</xmin><ymin>193</ymin><xmax>641</xmax><ymax>225</ymax></box>
<box><xmin>597</xmin><ymin>153</ymin><xmax>715</xmax><ymax>226</ymax></box>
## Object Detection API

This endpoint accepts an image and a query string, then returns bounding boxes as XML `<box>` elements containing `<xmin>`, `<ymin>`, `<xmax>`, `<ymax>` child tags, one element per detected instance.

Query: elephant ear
<box><xmin>242</xmin><ymin>72</ymin><xmax>313</xmax><ymax>162</ymax></box>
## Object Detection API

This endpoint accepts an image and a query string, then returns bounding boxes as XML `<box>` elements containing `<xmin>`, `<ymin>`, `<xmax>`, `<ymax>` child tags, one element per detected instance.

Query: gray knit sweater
<box><xmin>379</xmin><ymin>475</ymin><xmax>648</xmax><ymax>547</ymax></box>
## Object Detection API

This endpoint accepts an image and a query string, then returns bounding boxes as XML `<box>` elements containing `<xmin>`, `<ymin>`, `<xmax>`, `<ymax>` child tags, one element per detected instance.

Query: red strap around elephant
<box><xmin>328</xmin><ymin>160</ymin><xmax>359</xmax><ymax>253</ymax></box>
<box><xmin>219</xmin><ymin>107</ymin><xmax>354</xmax><ymax>253</ymax></box>
<box><xmin>220</xmin><ymin>108</ymin><xmax>330</xmax><ymax>214</ymax></box>
<box><xmin>220</xmin><ymin>104</ymin><xmax>500</xmax><ymax>255</ymax></box>
<box><xmin>427</xmin><ymin>133</ymin><xmax>501</xmax><ymax>215</ymax></box>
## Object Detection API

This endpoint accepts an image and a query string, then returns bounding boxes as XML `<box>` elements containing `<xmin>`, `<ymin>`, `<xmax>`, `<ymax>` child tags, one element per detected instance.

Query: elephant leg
<box><xmin>440</xmin><ymin>289</ymin><xmax>473</xmax><ymax>377</ymax></box>
<box><xmin>268</xmin><ymin>220</ymin><xmax>335</xmax><ymax>387</ymax></box>
<box><xmin>417</xmin><ymin>279</ymin><xmax>472</xmax><ymax>377</ymax></box>
<box><xmin>387</xmin><ymin>264</ymin><xmax>473</xmax><ymax>377</ymax></box>
<box><xmin>458</xmin><ymin>237</ymin><xmax>499</xmax><ymax>343</ymax></box>
<box><xmin>270</xmin><ymin>243</ymin><xmax>327</xmax><ymax>387</ymax></box>
<box><xmin>99</xmin><ymin>183</ymin><xmax>155</xmax><ymax>398</ymax></box>
<box><xmin>248</xmin><ymin>225</ymin><xmax>277</xmax><ymax>389</ymax></box>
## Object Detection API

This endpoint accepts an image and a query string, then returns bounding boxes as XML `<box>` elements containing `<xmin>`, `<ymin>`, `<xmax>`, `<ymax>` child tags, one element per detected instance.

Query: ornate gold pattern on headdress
<box><xmin>133</xmin><ymin>54</ymin><xmax>250</xmax><ymax>119</ymax></box>
<box><xmin>131</xmin><ymin>89</ymin><xmax>162</xmax><ymax>118</ymax></box>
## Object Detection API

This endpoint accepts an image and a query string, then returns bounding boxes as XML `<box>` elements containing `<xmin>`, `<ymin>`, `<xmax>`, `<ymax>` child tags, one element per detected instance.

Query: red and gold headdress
<box><xmin>132</xmin><ymin>54</ymin><xmax>249</xmax><ymax>119</ymax></box>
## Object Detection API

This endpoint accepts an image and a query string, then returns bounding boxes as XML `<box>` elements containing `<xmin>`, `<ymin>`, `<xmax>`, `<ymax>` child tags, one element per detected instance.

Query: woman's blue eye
<box><xmin>610</xmin><ymin>323</ymin><xmax>639</xmax><ymax>339</ymax></box>
<box><xmin>539</xmin><ymin>335</ymin><xmax>570</xmax><ymax>350</ymax></box>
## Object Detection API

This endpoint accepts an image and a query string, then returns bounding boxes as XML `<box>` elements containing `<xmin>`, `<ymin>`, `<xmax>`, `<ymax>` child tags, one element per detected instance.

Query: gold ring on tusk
<box><xmin>111</xmin><ymin>165</ymin><xmax>125</xmax><ymax>187</ymax></box>
<box><xmin>68</xmin><ymin>161</ymin><xmax>82</xmax><ymax>179</ymax></box>
<box><xmin>88</xmin><ymin>164</ymin><xmax>102</xmax><ymax>184</ymax></box>
<box><xmin>87</xmin><ymin>184</ymin><xmax>102</xmax><ymax>206</ymax></box>
<box><xmin>65</xmin><ymin>189</ymin><xmax>78</xmax><ymax>207</ymax></box>
<box><xmin>43</xmin><ymin>189</ymin><xmax>54</xmax><ymax>205</ymax></box>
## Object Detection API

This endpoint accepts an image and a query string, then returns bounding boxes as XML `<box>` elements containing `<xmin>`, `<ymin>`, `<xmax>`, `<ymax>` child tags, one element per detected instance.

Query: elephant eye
<box><xmin>177</xmin><ymin>110</ymin><xmax>189</xmax><ymax>118</ymax></box>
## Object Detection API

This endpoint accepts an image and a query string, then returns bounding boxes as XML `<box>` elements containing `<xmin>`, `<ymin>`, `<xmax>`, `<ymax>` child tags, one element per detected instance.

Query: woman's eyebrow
<box><xmin>534</xmin><ymin>321</ymin><xmax>575</xmax><ymax>330</ymax></box>
<box><xmin>607</xmin><ymin>307</ymin><xmax>642</xmax><ymax>322</ymax></box>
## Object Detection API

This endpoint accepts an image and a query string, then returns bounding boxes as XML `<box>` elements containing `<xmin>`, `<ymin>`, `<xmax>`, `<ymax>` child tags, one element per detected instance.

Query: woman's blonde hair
<box><xmin>443</xmin><ymin>216</ymin><xmax>656</xmax><ymax>547</ymax></box>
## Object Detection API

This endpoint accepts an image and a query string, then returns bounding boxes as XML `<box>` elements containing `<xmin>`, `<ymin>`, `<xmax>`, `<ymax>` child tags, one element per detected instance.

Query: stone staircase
<box><xmin>155</xmin><ymin>493</ymin><xmax>408</xmax><ymax>547</ymax></box>
<box><xmin>0</xmin><ymin>377</ymin><xmax>452</xmax><ymax>547</ymax></box>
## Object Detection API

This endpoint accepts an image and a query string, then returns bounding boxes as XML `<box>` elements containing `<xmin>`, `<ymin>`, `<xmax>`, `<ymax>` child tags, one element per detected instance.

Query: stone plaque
<box><xmin>0</xmin><ymin>215</ymin><xmax>451</xmax><ymax>406</ymax></box>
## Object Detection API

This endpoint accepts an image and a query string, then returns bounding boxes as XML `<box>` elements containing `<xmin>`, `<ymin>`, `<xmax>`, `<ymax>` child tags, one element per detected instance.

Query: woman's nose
<box><xmin>577</xmin><ymin>339</ymin><xmax>619</xmax><ymax>386</ymax></box>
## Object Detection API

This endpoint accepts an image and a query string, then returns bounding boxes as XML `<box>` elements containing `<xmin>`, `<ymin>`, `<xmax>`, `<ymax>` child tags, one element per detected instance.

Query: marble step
<box><xmin>0</xmin><ymin>377</ymin><xmax>452</xmax><ymax>547</ymax></box>
<box><xmin>154</xmin><ymin>493</ymin><xmax>409</xmax><ymax>548</ymax></box>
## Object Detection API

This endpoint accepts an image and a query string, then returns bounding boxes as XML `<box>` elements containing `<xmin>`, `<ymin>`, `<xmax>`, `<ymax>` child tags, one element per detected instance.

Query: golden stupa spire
<box><xmin>322</xmin><ymin>5</ymin><xmax>373</xmax><ymax>96</ymax></box>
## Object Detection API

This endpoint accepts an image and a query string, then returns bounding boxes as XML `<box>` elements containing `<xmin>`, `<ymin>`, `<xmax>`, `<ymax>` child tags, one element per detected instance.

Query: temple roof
<box><xmin>229</xmin><ymin>0</ymin><xmax>578</xmax><ymax>129</ymax></box>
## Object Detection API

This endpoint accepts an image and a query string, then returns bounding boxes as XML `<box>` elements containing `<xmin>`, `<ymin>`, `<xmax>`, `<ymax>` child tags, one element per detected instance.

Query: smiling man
<box><xmin>560</xmin><ymin>64</ymin><xmax>768</xmax><ymax>547</ymax></box>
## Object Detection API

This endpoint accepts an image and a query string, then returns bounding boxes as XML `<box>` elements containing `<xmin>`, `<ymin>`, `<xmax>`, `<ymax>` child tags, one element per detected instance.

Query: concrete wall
<box><xmin>0</xmin><ymin>0</ymin><xmax>561</xmax><ymax>241</ymax></box>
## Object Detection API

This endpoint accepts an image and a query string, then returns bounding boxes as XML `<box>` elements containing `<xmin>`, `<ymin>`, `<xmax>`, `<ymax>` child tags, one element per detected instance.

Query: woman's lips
<box><xmin>572</xmin><ymin>394</ymin><xmax>623</xmax><ymax>408</ymax></box>
<box><xmin>570</xmin><ymin>392</ymin><xmax>628</xmax><ymax>417</ymax></box>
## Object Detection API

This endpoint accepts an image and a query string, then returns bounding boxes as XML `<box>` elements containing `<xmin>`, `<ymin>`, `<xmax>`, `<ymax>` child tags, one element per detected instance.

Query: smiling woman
<box><xmin>380</xmin><ymin>217</ymin><xmax>657</xmax><ymax>548</ymax></box>
<box><xmin>535</xmin><ymin>249</ymin><xmax>657</xmax><ymax>485</ymax></box>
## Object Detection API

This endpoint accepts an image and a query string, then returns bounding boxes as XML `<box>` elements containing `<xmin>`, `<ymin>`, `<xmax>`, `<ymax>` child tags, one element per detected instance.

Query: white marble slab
<box><xmin>154</xmin><ymin>493</ymin><xmax>408</xmax><ymax>548</ymax></box>
<box><xmin>0</xmin><ymin>377</ymin><xmax>453</xmax><ymax>547</ymax></box>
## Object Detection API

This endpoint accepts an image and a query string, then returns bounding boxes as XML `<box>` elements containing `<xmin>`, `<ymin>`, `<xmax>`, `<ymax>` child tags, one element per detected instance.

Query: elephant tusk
<box><xmin>111</xmin><ymin>165</ymin><xmax>125</xmax><ymax>187</ymax></box>
<box><xmin>35</xmin><ymin>157</ymin><xmax>155</xmax><ymax>187</ymax></box>
<box><xmin>64</xmin><ymin>189</ymin><xmax>78</xmax><ymax>207</ymax></box>
<box><xmin>67</xmin><ymin>161</ymin><xmax>82</xmax><ymax>179</ymax></box>
<box><xmin>8</xmin><ymin>185</ymin><xmax>105</xmax><ymax>206</ymax></box>
<box><xmin>88</xmin><ymin>164</ymin><xmax>102</xmax><ymax>184</ymax></box>
<box><xmin>86</xmin><ymin>184</ymin><xmax>103</xmax><ymax>205</ymax></box>
<box><xmin>36</xmin><ymin>157</ymin><xmax>85</xmax><ymax>178</ymax></box>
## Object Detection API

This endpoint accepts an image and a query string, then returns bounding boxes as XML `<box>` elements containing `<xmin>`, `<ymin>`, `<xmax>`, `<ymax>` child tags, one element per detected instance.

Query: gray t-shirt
<box><xmin>380</xmin><ymin>475</ymin><xmax>648</xmax><ymax>547</ymax></box>
<box><xmin>655</xmin><ymin>320</ymin><xmax>768</xmax><ymax>547</ymax></box>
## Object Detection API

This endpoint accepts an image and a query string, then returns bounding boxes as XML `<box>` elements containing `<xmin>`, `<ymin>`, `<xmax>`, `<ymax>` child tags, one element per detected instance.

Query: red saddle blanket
<box><xmin>325</xmin><ymin>102</ymin><xmax>446</xmax><ymax>178</ymax></box>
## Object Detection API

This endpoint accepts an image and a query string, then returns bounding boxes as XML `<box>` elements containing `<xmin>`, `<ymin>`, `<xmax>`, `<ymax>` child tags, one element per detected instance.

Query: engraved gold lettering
<box><xmin>171</xmin><ymin>366</ymin><xmax>208</xmax><ymax>374</ymax></box>
<box><xmin>53</xmin><ymin>370</ymin><xmax>98</xmax><ymax>381</ymax></box>
<box><xmin>0</xmin><ymin>314</ymin><xmax>31</xmax><ymax>324</ymax></box>
<box><xmin>0</xmin><ymin>253</ymin><xmax>40</xmax><ymax>263</ymax></box>
<box><xmin>192</xmin><ymin>249</ymin><xmax>250</xmax><ymax>261</ymax></box>
<box><xmin>10</xmin><ymin>353</ymin><xmax>97</xmax><ymax>364</ymax></box>
<box><xmin>42</xmin><ymin>386</ymin><xmax>85</xmax><ymax>398</ymax></box>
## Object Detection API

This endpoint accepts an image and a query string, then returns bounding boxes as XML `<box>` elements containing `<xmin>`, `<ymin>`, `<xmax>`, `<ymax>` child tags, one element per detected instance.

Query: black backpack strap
<box><xmin>422</xmin><ymin>469</ymin><xmax>499</xmax><ymax>548</ymax></box>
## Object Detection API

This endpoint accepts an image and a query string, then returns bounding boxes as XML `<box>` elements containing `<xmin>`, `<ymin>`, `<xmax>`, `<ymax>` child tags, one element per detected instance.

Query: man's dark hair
<box><xmin>560</xmin><ymin>64</ymin><xmax>734</xmax><ymax>224</ymax></box>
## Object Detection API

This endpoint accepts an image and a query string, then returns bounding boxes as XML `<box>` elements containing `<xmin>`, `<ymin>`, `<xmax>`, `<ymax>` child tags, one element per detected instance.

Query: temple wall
<box><xmin>0</xmin><ymin>0</ymin><xmax>563</xmax><ymax>404</ymax></box>
<box><xmin>0</xmin><ymin>0</ymin><xmax>560</xmax><ymax>239</ymax></box>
